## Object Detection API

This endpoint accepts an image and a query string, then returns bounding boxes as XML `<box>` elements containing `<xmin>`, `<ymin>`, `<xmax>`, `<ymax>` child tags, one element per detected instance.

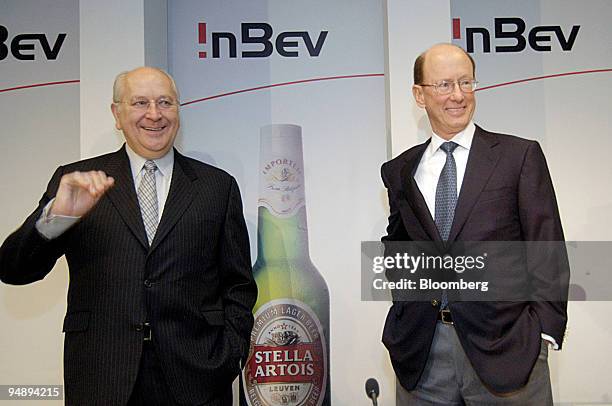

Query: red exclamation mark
<box><xmin>452</xmin><ymin>18</ymin><xmax>461</xmax><ymax>40</ymax></box>
<box><xmin>198</xmin><ymin>22</ymin><xmax>207</xmax><ymax>58</ymax></box>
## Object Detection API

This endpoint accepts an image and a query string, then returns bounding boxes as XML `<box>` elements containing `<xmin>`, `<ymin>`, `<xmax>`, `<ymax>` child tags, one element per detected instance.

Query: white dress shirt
<box><xmin>413</xmin><ymin>122</ymin><xmax>557</xmax><ymax>349</ymax></box>
<box><xmin>414</xmin><ymin>122</ymin><xmax>475</xmax><ymax>215</ymax></box>
<box><xmin>36</xmin><ymin>145</ymin><xmax>174</xmax><ymax>239</ymax></box>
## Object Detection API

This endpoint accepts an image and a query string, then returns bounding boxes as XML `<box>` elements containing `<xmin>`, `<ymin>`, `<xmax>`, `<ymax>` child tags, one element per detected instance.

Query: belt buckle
<box><xmin>440</xmin><ymin>309</ymin><xmax>453</xmax><ymax>325</ymax></box>
<box><xmin>143</xmin><ymin>322</ymin><xmax>152</xmax><ymax>341</ymax></box>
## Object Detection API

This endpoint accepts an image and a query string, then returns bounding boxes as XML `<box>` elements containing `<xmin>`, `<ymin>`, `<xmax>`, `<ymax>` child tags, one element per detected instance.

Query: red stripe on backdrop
<box><xmin>476</xmin><ymin>69</ymin><xmax>612</xmax><ymax>92</ymax></box>
<box><xmin>0</xmin><ymin>80</ymin><xmax>80</xmax><ymax>94</ymax></box>
<box><xmin>3</xmin><ymin>70</ymin><xmax>607</xmax><ymax>102</ymax></box>
<box><xmin>180</xmin><ymin>73</ymin><xmax>385</xmax><ymax>106</ymax></box>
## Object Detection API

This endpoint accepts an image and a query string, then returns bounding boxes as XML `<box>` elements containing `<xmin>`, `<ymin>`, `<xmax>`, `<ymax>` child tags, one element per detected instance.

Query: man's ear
<box><xmin>110</xmin><ymin>103</ymin><xmax>122</xmax><ymax>131</ymax></box>
<box><xmin>412</xmin><ymin>85</ymin><xmax>425</xmax><ymax>108</ymax></box>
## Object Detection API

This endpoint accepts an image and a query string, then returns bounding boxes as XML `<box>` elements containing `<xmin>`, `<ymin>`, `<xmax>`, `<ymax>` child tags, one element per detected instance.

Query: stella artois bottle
<box><xmin>241</xmin><ymin>124</ymin><xmax>331</xmax><ymax>406</ymax></box>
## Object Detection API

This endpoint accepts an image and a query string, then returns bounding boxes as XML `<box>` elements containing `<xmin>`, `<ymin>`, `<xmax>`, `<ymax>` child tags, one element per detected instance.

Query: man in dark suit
<box><xmin>0</xmin><ymin>67</ymin><xmax>257</xmax><ymax>406</ymax></box>
<box><xmin>381</xmin><ymin>44</ymin><xmax>568</xmax><ymax>404</ymax></box>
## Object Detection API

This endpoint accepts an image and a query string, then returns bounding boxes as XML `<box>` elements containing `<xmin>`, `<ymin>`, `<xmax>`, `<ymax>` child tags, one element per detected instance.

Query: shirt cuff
<box><xmin>35</xmin><ymin>198</ymin><xmax>80</xmax><ymax>240</ymax></box>
<box><xmin>541</xmin><ymin>333</ymin><xmax>559</xmax><ymax>350</ymax></box>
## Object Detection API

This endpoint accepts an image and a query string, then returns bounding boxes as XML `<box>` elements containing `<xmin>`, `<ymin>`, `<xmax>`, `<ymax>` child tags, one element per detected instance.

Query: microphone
<box><xmin>365</xmin><ymin>378</ymin><xmax>380</xmax><ymax>406</ymax></box>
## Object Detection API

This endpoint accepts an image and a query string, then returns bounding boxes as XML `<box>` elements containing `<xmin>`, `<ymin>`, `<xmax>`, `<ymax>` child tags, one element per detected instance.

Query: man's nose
<box><xmin>145</xmin><ymin>101</ymin><xmax>162</xmax><ymax>119</ymax></box>
<box><xmin>449</xmin><ymin>82</ymin><xmax>465</xmax><ymax>101</ymax></box>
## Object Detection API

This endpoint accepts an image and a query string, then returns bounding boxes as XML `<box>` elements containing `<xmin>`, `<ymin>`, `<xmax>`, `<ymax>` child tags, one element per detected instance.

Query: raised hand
<box><xmin>50</xmin><ymin>171</ymin><xmax>115</xmax><ymax>217</ymax></box>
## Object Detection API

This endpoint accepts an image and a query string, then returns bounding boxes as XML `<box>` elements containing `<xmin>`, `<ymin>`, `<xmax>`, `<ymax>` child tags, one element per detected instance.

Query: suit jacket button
<box><xmin>144</xmin><ymin>279</ymin><xmax>152</xmax><ymax>288</ymax></box>
<box><xmin>135</xmin><ymin>323</ymin><xmax>144</xmax><ymax>332</ymax></box>
<box><xmin>431</xmin><ymin>299</ymin><xmax>440</xmax><ymax>307</ymax></box>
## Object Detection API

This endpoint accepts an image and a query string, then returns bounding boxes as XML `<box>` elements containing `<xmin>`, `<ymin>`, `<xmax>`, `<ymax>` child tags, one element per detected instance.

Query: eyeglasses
<box><xmin>115</xmin><ymin>97</ymin><xmax>179</xmax><ymax>111</ymax></box>
<box><xmin>418</xmin><ymin>79</ymin><xmax>478</xmax><ymax>95</ymax></box>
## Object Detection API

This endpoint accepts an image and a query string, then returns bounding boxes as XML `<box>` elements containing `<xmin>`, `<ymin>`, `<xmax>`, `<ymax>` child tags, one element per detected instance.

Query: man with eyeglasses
<box><xmin>0</xmin><ymin>67</ymin><xmax>257</xmax><ymax>406</ymax></box>
<box><xmin>381</xmin><ymin>44</ymin><xmax>568</xmax><ymax>404</ymax></box>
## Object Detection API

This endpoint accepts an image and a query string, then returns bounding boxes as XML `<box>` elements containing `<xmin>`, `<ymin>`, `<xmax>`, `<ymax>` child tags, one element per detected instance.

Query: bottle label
<box><xmin>243</xmin><ymin>299</ymin><xmax>327</xmax><ymax>406</ymax></box>
<box><xmin>259</xmin><ymin>158</ymin><xmax>305</xmax><ymax>218</ymax></box>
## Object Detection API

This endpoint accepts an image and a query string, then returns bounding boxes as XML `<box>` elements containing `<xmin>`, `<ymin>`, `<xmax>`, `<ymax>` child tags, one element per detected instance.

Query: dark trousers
<box><xmin>127</xmin><ymin>341</ymin><xmax>179</xmax><ymax>406</ymax></box>
<box><xmin>127</xmin><ymin>341</ymin><xmax>232</xmax><ymax>406</ymax></box>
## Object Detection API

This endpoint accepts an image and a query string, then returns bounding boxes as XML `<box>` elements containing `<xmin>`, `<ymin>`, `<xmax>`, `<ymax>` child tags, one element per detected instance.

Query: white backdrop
<box><xmin>451</xmin><ymin>0</ymin><xmax>612</xmax><ymax>402</ymax></box>
<box><xmin>1</xmin><ymin>1</ymin><xmax>611</xmax><ymax>404</ymax></box>
<box><xmin>168</xmin><ymin>1</ymin><xmax>393</xmax><ymax>404</ymax></box>
<box><xmin>387</xmin><ymin>0</ymin><xmax>612</xmax><ymax>403</ymax></box>
<box><xmin>0</xmin><ymin>1</ymin><xmax>79</xmax><ymax>405</ymax></box>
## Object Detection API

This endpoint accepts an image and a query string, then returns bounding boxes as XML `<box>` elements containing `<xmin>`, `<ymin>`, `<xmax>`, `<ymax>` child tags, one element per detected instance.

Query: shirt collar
<box><xmin>125</xmin><ymin>144</ymin><xmax>174</xmax><ymax>179</ymax></box>
<box><xmin>429</xmin><ymin>121</ymin><xmax>475</xmax><ymax>155</ymax></box>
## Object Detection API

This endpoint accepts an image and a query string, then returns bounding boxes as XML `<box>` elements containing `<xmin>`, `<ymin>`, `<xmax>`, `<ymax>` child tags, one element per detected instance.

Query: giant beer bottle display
<box><xmin>242</xmin><ymin>124</ymin><xmax>331</xmax><ymax>406</ymax></box>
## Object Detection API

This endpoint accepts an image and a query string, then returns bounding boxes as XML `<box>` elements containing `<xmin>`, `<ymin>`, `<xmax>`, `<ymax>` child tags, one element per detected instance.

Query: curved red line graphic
<box><xmin>3</xmin><ymin>69</ymin><xmax>605</xmax><ymax>100</ymax></box>
<box><xmin>180</xmin><ymin>73</ymin><xmax>385</xmax><ymax>106</ymax></box>
<box><xmin>0</xmin><ymin>79</ymin><xmax>80</xmax><ymax>94</ymax></box>
<box><xmin>476</xmin><ymin>68</ymin><xmax>612</xmax><ymax>92</ymax></box>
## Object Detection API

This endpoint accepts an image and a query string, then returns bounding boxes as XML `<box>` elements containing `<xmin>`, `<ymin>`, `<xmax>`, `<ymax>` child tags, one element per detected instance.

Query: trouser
<box><xmin>127</xmin><ymin>341</ymin><xmax>232</xmax><ymax>406</ymax></box>
<box><xmin>396</xmin><ymin>322</ymin><xmax>552</xmax><ymax>405</ymax></box>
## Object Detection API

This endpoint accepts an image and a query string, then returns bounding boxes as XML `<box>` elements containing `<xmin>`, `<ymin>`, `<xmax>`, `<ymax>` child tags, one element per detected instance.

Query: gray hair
<box><xmin>112</xmin><ymin>67</ymin><xmax>180</xmax><ymax>103</ymax></box>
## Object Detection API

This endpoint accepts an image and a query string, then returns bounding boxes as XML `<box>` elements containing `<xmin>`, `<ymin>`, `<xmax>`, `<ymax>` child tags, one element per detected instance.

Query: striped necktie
<box><xmin>137</xmin><ymin>160</ymin><xmax>159</xmax><ymax>245</ymax></box>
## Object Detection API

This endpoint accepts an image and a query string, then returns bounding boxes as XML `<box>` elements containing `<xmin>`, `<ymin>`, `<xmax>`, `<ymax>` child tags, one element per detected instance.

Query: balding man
<box><xmin>381</xmin><ymin>44</ymin><xmax>568</xmax><ymax>404</ymax></box>
<box><xmin>0</xmin><ymin>67</ymin><xmax>257</xmax><ymax>406</ymax></box>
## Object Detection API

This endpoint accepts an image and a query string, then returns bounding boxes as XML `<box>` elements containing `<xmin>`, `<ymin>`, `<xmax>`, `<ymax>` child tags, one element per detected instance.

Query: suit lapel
<box><xmin>399</xmin><ymin>140</ymin><xmax>442</xmax><ymax>242</ymax></box>
<box><xmin>149</xmin><ymin>150</ymin><xmax>196</xmax><ymax>252</ymax></box>
<box><xmin>104</xmin><ymin>147</ymin><xmax>149</xmax><ymax>250</ymax></box>
<box><xmin>448</xmin><ymin>126</ymin><xmax>501</xmax><ymax>242</ymax></box>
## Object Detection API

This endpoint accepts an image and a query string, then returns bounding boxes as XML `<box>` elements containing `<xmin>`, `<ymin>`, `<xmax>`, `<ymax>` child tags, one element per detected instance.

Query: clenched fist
<box><xmin>50</xmin><ymin>171</ymin><xmax>115</xmax><ymax>217</ymax></box>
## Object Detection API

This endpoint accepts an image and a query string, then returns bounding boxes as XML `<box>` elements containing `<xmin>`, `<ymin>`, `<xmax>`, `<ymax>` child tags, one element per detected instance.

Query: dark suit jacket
<box><xmin>0</xmin><ymin>146</ymin><xmax>257</xmax><ymax>405</ymax></box>
<box><xmin>381</xmin><ymin>125</ymin><xmax>568</xmax><ymax>394</ymax></box>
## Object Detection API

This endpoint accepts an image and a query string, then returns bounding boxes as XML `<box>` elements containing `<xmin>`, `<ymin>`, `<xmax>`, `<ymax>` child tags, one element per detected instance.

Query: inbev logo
<box><xmin>196</xmin><ymin>22</ymin><xmax>328</xmax><ymax>59</ymax></box>
<box><xmin>0</xmin><ymin>25</ymin><xmax>66</xmax><ymax>60</ymax></box>
<box><xmin>452</xmin><ymin>17</ymin><xmax>580</xmax><ymax>53</ymax></box>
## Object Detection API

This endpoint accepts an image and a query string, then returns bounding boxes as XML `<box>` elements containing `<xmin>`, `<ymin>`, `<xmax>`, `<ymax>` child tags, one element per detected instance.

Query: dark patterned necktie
<box><xmin>435</xmin><ymin>142</ymin><xmax>459</xmax><ymax>308</ymax></box>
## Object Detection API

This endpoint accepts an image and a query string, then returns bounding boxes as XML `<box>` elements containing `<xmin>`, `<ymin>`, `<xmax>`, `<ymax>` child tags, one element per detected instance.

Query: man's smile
<box><xmin>141</xmin><ymin>125</ymin><xmax>167</xmax><ymax>132</ymax></box>
<box><xmin>445</xmin><ymin>106</ymin><xmax>466</xmax><ymax>116</ymax></box>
